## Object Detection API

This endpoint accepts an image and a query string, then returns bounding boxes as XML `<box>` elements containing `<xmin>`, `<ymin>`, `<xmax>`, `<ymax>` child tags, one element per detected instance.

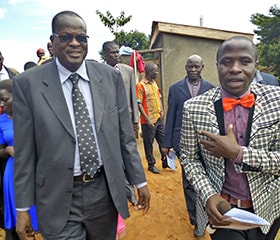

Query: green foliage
<box><xmin>96</xmin><ymin>10</ymin><xmax>150</xmax><ymax>54</ymax></box>
<box><xmin>250</xmin><ymin>5</ymin><xmax>280</xmax><ymax>78</ymax></box>
<box><xmin>96</xmin><ymin>10</ymin><xmax>132</xmax><ymax>35</ymax></box>
<box><xmin>114</xmin><ymin>30</ymin><xmax>150</xmax><ymax>50</ymax></box>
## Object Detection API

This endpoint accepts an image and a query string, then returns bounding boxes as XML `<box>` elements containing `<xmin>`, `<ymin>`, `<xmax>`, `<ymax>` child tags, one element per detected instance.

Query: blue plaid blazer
<box><xmin>180</xmin><ymin>83</ymin><xmax>280</xmax><ymax>234</ymax></box>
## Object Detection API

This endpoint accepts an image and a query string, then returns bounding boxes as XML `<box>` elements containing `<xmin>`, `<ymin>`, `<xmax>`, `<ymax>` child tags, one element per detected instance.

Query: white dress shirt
<box><xmin>56</xmin><ymin>59</ymin><xmax>102</xmax><ymax>176</ymax></box>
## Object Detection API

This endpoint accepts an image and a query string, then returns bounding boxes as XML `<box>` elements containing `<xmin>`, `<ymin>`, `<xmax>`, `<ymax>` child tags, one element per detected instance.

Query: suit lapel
<box><xmin>178</xmin><ymin>79</ymin><xmax>191</xmax><ymax>99</ymax></box>
<box><xmin>214</xmin><ymin>99</ymin><xmax>225</xmax><ymax>135</ymax></box>
<box><xmin>41</xmin><ymin>62</ymin><xmax>75</xmax><ymax>138</ymax></box>
<box><xmin>207</xmin><ymin>88</ymin><xmax>222</xmax><ymax>135</ymax></box>
<box><xmin>86</xmin><ymin>61</ymin><xmax>105</xmax><ymax>133</ymax></box>
<box><xmin>198</xmin><ymin>79</ymin><xmax>209</xmax><ymax>95</ymax></box>
<box><xmin>245</xmin><ymin>103</ymin><xmax>255</xmax><ymax>146</ymax></box>
<box><xmin>248</xmin><ymin>87</ymin><xmax>263</xmax><ymax>141</ymax></box>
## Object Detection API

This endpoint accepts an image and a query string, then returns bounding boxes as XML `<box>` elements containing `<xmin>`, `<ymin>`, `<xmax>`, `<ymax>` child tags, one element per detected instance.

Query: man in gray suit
<box><xmin>102</xmin><ymin>41</ymin><xmax>139</xmax><ymax>205</ymax></box>
<box><xmin>13</xmin><ymin>10</ymin><xmax>150</xmax><ymax>240</ymax></box>
<box><xmin>102</xmin><ymin>41</ymin><xmax>139</xmax><ymax>139</ymax></box>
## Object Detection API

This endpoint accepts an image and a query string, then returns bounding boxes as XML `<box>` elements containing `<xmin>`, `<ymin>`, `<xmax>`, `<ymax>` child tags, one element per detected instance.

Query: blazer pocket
<box><xmin>35</xmin><ymin>174</ymin><xmax>45</xmax><ymax>187</ymax></box>
<box><xmin>105</xmin><ymin>105</ymin><xmax>118</xmax><ymax>117</ymax></box>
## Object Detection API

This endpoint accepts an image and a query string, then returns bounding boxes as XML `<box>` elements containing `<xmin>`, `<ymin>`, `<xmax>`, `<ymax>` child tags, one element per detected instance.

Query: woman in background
<box><xmin>0</xmin><ymin>79</ymin><xmax>38</xmax><ymax>240</ymax></box>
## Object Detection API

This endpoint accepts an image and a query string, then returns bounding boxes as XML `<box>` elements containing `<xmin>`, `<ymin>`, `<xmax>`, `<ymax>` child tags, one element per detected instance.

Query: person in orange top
<box><xmin>136</xmin><ymin>62</ymin><xmax>167</xmax><ymax>174</ymax></box>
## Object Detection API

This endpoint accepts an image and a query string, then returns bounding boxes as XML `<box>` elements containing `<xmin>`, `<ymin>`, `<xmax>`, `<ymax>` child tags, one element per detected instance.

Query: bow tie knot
<box><xmin>222</xmin><ymin>93</ymin><xmax>255</xmax><ymax>112</ymax></box>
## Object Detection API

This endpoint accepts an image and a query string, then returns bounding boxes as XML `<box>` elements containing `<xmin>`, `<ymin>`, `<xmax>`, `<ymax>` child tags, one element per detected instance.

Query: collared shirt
<box><xmin>186</xmin><ymin>77</ymin><xmax>201</xmax><ymax>97</ymax></box>
<box><xmin>136</xmin><ymin>78</ymin><xmax>162</xmax><ymax>124</ymax></box>
<box><xmin>0</xmin><ymin>67</ymin><xmax>10</xmax><ymax>81</ymax></box>
<box><xmin>252</xmin><ymin>70</ymin><xmax>262</xmax><ymax>84</ymax></box>
<box><xmin>221</xmin><ymin>88</ymin><xmax>251</xmax><ymax>201</ymax></box>
<box><xmin>56</xmin><ymin>59</ymin><xmax>102</xmax><ymax>176</ymax></box>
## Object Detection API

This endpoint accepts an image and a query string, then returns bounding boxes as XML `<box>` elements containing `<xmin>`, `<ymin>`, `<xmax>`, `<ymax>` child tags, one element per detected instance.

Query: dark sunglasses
<box><xmin>52</xmin><ymin>33</ymin><xmax>89</xmax><ymax>43</ymax></box>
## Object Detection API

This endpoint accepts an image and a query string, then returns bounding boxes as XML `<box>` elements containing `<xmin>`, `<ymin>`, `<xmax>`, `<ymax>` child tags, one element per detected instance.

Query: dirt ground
<box><xmin>121</xmin><ymin>138</ymin><xmax>211</xmax><ymax>240</ymax></box>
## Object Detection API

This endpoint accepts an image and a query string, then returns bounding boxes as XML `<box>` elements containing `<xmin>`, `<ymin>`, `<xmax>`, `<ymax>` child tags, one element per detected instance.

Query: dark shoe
<box><xmin>162</xmin><ymin>159</ymin><xmax>169</xmax><ymax>169</ymax></box>
<box><xmin>148</xmin><ymin>166</ymin><xmax>160</xmax><ymax>174</ymax></box>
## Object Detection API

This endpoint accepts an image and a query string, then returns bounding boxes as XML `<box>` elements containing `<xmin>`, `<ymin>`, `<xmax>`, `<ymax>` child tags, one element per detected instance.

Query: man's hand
<box><xmin>16</xmin><ymin>211</ymin><xmax>35</xmax><ymax>240</ymax></box>
<box><xmin>199</xmin><ymin>124</ymin><xmax>240</xmax><ymax>159</ymax></box>
<box><xmin>160</xmin><ymin>111</ymin><xmax>165</xmax><ymax>120</ymax></box>
<box><xmin>133</xmin><ymin>123</ymin><xmax>139</xmax><ymax>138</ymax></box>
<box><xmin>146</xmin><ymin>119</ymin><xmax>154</xmax><ymax>128</ymax></box>
<box><xmin>135</xmin><ymin>186</ymin><xmax>151</xmax><ymax>215</ymax></box>
<box><xmin>5</xmin><ymin>146</ymin><xmax>14</xmax><ymax>157</ymax></box>
<box><xmin>206</xmin><ymin>194</ymin><xmax>232</xmax><ymax>226</ymax></box>
<box><xmin>161</xmin><ymin>147</ymin><xmax>169</xmax><ymax>155</ymax></box>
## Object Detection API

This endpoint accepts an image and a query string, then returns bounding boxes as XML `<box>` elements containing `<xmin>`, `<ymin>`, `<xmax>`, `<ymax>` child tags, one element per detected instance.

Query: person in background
<box><xmin>23</xmin><ymin>61</ymin><xmax>37</xmax><ymax>71</ymax></box>
<box><xmin>0</xmin><ymin>51</ymin><xmax>19</xmax><ymax>228</ymax></box>
<box><xmin>0</xmin><ymin>79</ymin><xmax>39</xmax><ymax>240</ymax></box>
<box><xmin>253</xmin><ymin>69</ymin><xmax>279</xmax><ymax>86</ymax></box>
<box><xmin>36</xmin><ymin>48</ymin><xmax>45</xmax><ymax>64</ymax></box>
<box><xmin>180</xmin><ymin>35</ymin><xmax>280</xmax><ymax>240</ymax></box>
<box><xmin>102</xmin><ymin>41</ymin><xmax>140</xmax><ymax>239</ymax></box>
<box><xmin>136</xmin><ymin>62</ymin><xmax>166</xmax><ymax>174</ymax></box>
<box><xmin>13</xmin><ymin>10</ymin><xmax>150</xmax><ymax>240</ymax></box>
<box><xmin>163</xmin><ymin>54</ymin><xmax>215</xmax><ymax>237</ymax></box>
<box><xmin>0</xmin><ymin>52</ymin><xmax>18</xmax><ymax>81</ymax></box>
<box><xmin>47</xmin><ymin>41</ymin><xmax>54</xmax><ymax>58</ymax></box>
<box><xmin>40</xmin><ymin>41</ymin><xmax>55</xmax><ymax>66</ymax></box>
<box><xmin>102</xmin><ymin>41</ymin><xmax>139</xmax><ymax>139</ymax></box>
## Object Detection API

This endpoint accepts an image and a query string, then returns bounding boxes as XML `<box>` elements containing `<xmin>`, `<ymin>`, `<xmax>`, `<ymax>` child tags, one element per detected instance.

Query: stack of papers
<box><xmin>166</xmin><ymin>149</ymin><xmax>177</xmax><ymax>170</ymax></box>
<box><xmin>212</xmin><ymin>208</ymin><xmax>270</xmax><ymax>230</ymax></box>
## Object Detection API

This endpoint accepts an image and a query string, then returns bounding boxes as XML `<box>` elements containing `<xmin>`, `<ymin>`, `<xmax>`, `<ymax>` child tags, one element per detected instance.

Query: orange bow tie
<box><xmin>222</xmin><ymin>93</ymin><xmax>255</xmax><ymax>112</ymax></box>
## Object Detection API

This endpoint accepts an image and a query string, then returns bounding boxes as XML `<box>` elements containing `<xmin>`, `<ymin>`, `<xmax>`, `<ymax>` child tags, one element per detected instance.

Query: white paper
<box><xmin>212</xmin><ymin>207</ymin><xmax>270</xmax><ymax>230</ymax></box>
<box><xmin>166</xmin><ymin>149</ymin><xmax>177</xmax><ymax>170</ymax></box>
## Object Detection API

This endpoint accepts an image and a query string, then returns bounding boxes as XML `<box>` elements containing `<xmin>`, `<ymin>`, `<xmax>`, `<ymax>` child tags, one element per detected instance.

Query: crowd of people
<box><xmin>0</xmin><ymin>9</ymin><xmax>279</xmax><ymax>240</ymax></box>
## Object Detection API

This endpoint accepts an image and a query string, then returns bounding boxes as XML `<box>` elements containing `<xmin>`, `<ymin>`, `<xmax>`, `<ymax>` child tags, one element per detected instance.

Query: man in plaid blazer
<box><xmin>180</xmin><ymin>35</ymin><xmax>279</xmax><ymax>240</ymax></box>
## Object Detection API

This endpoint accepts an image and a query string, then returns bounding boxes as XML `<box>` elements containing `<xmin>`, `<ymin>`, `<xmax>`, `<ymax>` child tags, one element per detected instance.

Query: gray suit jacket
<box><xmin>13</xmin><ymin>60</ymin><xmax>146</xmax><ymax>235</ymax></box>
<box><xmin>180</xmin><ymin>84</ymin><xmax>280</xmax><ymax>234</ymax></box>
<box><xmin>118</xmin><ymin>63</ymin><xmax>139</xmax><ymax>124</ymax></box>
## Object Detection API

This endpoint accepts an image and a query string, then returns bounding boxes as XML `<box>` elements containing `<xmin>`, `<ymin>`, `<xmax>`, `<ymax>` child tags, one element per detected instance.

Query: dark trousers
<box><xmin>265</xmin><ymin>217</ymin><xmax>280</xmax><ymax>240</ymax></box>
<box><xmin>211</xmin><ymin>227</ymin><xmax>265</xmax><ymax>240</ymax></box>
<box><xmin>211</xmin><ymin>207</ymin><xmax>279</xmax><ymax>240</ymax></box>
<box><xmin>42</xmin><ymin>174</ymin><xmax>118</xmax><ymax>240</ymax></box>
<box><xmin>5</xmin><ymin>228</ymin><xmax>20</xmax><ymax>240</ymax></box>
<box><xmin>141</xmin><ymin>118</ymin><xmax>165</xmax><ymax>166</ymax></box>
<box><xmin>180</xmin><ymin>164</ymin><xmax>197</xmax><ymax>225</ymax></box>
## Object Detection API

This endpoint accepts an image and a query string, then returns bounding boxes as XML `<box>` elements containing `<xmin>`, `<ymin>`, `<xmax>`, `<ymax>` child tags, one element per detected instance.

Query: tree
<box><xmin>96</xmin><ymin>10</ymin><xmax>150</xmax><ymax>51</ymax></box>
<box><xmin>114</xmin><ymin>30</ymin><xmax>150</xmax><ymax>50</ymax></box>
<box><xmin>96</xmin><ymin>10</ymin><xmax>132</xmax><ymax>37</ymax></box>
<box><xmin>250</xmin><ymin>5</ymin><xmax>280</xmax><ymax>78</ymax></box>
